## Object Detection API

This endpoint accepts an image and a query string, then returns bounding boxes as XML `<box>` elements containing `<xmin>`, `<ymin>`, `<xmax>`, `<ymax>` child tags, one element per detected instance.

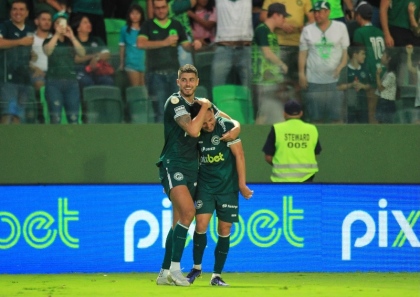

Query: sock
<box><xmin>193</xmin><ymin>231</ymin><xmax>207</xmax><ymax>268</ymax></box>
<box><xmin>212</xmin><ymin>273</ymin><xmax>221</xmax><ymax>279</ymax></box>
<box><xmin>171</xmin><ymin>222</ymin><xmax>189</xmax><ymax>263</ymax></box>
<box><xmin>213</xmin><ymin>234</ymin><xmax>230</xmax><ymax>274</ymax></box>
<box><xmin>170</xmin><ymin>261</ymin><xmax>180</xmax><ymax>271</ymax></box>
<box><xmin>161</xmin><ymin>228</ymin><xmax>173</xmax><ymax>270</ymax></box>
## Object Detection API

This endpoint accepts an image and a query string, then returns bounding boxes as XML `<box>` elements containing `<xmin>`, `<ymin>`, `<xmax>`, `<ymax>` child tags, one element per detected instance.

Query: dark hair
<box><xmin>383</xmin><ymin>48</ymin><xmax>400</xmax><ymax>74</ymax></box>
<box><xmin>35</xmin><ymin>10</ymin><xmax>52</xmax><ymax>19</ymax></box>
<box><xmin>70</xmin><ymin>14</ymin><xmax>89</xmax><ymax>36</ymax></box>
<box><xmin>11</xmin><ymin>0</ymin><xmax>28</xmax><ymax>10</ymax></box>
<box><xmin>190</xmin><ymin>101</ymin><xmax>202</xmax><ymax>118</ymax></box>
<box><xmin>348</xmin><ymin>46</ymin><xmax>365</xmax><ymax>58</ymax></box>
<box><xmin>126</xmin><ymin>3</ymin><xmax>145</xmax><ymax>33</ymax></box>
<box><xmin>178</xmin><ymin>64</ymin><xmax>198</xmax><ymax>78</ymax></box>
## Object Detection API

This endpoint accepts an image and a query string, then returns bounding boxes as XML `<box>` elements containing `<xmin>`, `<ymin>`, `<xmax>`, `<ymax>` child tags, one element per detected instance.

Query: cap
<box><xmin>268</xmin><ymin>3</ymin><xmax>291</xmax><ymax>17</ymax></box>
<box><xmin>310</xmin><ymin>1</ymin><xmax>331</xmax><ymax>11</ymax></box>
<box><xmin>284</xmin><ymin>100</ymin><xmax>303</xmax><ymax>116</ymax></box>
<box><xmin>355</xmin><ymin>1</ymin><xmax>373</xmax><ymax>19</ymax></box>
<box><xmin>52</xmin><ymin>11</ymin><xmax>69</xmax><ymax>22</ymax></box>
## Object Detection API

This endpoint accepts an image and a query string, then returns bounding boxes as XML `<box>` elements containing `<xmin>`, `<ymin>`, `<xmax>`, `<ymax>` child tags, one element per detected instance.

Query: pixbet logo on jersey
<box><xmin>341</xmin><ymin>198</ymin><xmax>420</xmax><ymax>260</ymax></box>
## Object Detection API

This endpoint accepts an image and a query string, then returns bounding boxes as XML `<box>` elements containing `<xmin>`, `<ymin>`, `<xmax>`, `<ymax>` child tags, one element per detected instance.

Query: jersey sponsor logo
<box><xmin>200</xmin><ymin>152</ymin><xmax>225</xmax><ymax>164</ymax></box>
<box><xmin>171</xmin><ymin>96</ymin><xmax>180</xmax><ymax>104</ymax></box>
<box><xmin>195</xmin><ymin>200</ymin><xmax>203</xmax><ymax>209</ymax></box>
<box><xmin>173</xmin><ymin>172</ymin><xmax>184</xmax><ymax>181</ymax></box>
<box><xmin>211</xmin><ymin>136</ymin><xmax>220</xmax><ymax>145</ymax></box>
<box><xmin>222</xmin><ymin>204</ymin><xmax>238</xmax><ymax>209</ymax></box>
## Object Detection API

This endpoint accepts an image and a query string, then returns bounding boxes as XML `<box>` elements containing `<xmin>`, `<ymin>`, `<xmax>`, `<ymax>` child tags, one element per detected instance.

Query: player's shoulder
<box><xmin>216</xmin><ymin>116</ymin><xmax>234</xmax><ymax>133</ymax></box>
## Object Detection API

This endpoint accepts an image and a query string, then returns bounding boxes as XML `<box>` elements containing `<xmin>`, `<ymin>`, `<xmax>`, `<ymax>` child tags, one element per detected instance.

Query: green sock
<box><xmin>193</xmin><ymin>232</ymin><xmax>207</xmax><ymax>266</ymax></box>
<box><xmin>171</xmin><ymin>222</ymin><xmax>189</xmax><ymax>262</ymax></box>
<box><xmin>213</xmin><ymin>235</ymin><xmax>230</xmax><ymax>274</ymax></box>
<box><xmin>161</xmin><ymin>228</ymin><xmax>173</xmax><ymax>270</ymax></box>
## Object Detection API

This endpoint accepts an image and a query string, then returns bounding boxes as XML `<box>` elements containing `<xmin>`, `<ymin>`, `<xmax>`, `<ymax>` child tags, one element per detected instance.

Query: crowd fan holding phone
<box><xmin>1</xmin><ymin>0</ymin><xmax>420</xmax><ymax>124</ymax></box>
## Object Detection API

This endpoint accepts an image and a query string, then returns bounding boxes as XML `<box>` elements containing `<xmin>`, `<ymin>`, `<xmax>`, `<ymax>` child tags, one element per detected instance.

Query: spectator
<box><xmin>119</xmin><ymin>3</ymin><xmax>146</xmax><ymax>86</ymax></box>
<box><xmin>262</xmin><ymin>100</ymin><xmax>321</xmax><ymax>182</ymax></box>
<box><xmin>329</xmin><ymin>0</ymin><xmax>355</xmax><ymax>23</ymax></box>
<box><xmin>0</xmin><ymin>0</ymin><xmax>34</xmax><ymax>124</ymax></box>
<box><xmin>32</xmin><ymin>0</ymin><xmax>67</xmax><ymax>18</ymax></box>
<box><xmin>365</xmin><ymin>0</ymin><xmax>381</xmax><ymax>28</ymax></box>
<box><xmin>137</xmin><ymin>0</ymin><xmax>201</xmax><ymax>122</ymax></box>
<box><xmin>405</xmin><ymin>45</ymin><xmax>420</xmax><ymax>122</ymax></box>
<box><xmin>30</xmin><ymin>10</ymin><xmax>52</xmax><ymax>123</ymax></box>
<box><xmin>298</xmin><ymin>1</ymin><xmax>349</xmax><ymax>123</ymax></box>
<box><xmin>253</xmin><ymin>3</ymin><xmax>290</xmax><ymax>125</ymax></box>
<box><xmin>148</xmin><ymin>0</ymin><xmax>197</xmax><ymax>65</ymax></box>
<box><xmin>187</xmin><ymin>0</ymin><xmax>216</xmax><ymax>50</ymax></box>
<box><xmin>380</xmin><ymin>0</ymin><xmax>420</xmax><ymax>47</ymax></box>
<box><xmin>253</xmin><ymin>0</ymin><xmax>263</xmax><ymax>29</ymax></box>
<box><xmin>43</xmin><ymin>11</ymin><xmax>85</xmax><ymax>124</ymax></box>
<box><xmin>260</xmin><ymin>0</ymin><xmax>314</xmax><ymax>102</ymax></box>
<box><xmin>352</xmin><ymin>1</ymin><xmax>385</xmax><ymax>123</ymax></box>
<box><xmin>69</xmin><ymin>0</ymin><xmax>107</xmax><ymax>45</ymax></box>
<box><xmin>212</xmin><ymin>0</ymin><xmax>253</xmax><ymax>89</ymax></box>
<box><xmin>375</xmin><ymin>47</ymin><xmax>399</xmax><ymax>123</ymax></box>
<box><xmin>72</xmin><ymin>15</ymin><xmax>114</xmax><ymax>90</ymax></box>
<box><xmin>337</xmin><ymin>47</ymin><xmax>370</xmax><ymax>123</ymax></box>
<box><xmin>408</xmin><ymin>1</ymin><xmax>420</xmax><ymax>37</ymax></box>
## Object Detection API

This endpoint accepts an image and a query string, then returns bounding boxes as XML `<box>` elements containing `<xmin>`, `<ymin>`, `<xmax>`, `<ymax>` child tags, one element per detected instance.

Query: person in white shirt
<box><xmin>298</xmin><ymin>1</ymin><xmax>349</xmax><ymax>123</ymax></box>
<box><xmin>31</xmin><ymin>10</ymin><xmax>52</xmax><ymax>123</ymax></box>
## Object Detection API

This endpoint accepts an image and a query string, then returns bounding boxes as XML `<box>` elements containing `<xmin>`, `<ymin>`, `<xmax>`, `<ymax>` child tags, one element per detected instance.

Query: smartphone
<box><xmin>59</xmin><ymin>18</ymin><xmax>67</xmax><ymax>28</ymax></box>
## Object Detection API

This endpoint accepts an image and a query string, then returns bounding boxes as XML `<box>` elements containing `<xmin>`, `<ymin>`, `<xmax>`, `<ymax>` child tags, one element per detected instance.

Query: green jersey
<box><xmin>197</xmin><ymin>117</ymin><xmax>240</xmax><ymax>194</ymax></box>
<box><xmin>43</xmin><ymin>38</ymin><xmax>77</xmax><ymax>79</ymax></box>
<box><xmin>139</xmin><ymin>18</ymin><xmax>188</xmax><ymax>72</ymax></box>
<box><xmin>388</xmin><ymin>0</ymin><xmax>420</xmax><ymax>30</ymax></box>
<box><xmin>168</xmin><ymin>0</ymin><xmax>193</xmax><ymax>38</ymax></box>
<box><xmin>252</xmin><ymin>23</ymin><xmax>283</xmax><ymax>84</ymax></box>
<box><xmin>353</xmin><ymin>24</ymin><xmax>385</xmax><ymax>87</ymax></box>
<box><xmin>157</xmin><ymin>92</ymin><xmax>220</xmax><ymax>172</ymax></box>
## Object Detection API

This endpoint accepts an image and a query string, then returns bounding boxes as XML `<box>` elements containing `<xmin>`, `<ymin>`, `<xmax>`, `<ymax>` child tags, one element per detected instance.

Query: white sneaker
<box><xmin>168</xmin><ymin>270</ymin><xmax>191</xmax><ymax>286</ymax></box>
<box><xmin>156</xmin><ymin>269</ymin><xmax>174</xmax><ymax>286</ymax></box>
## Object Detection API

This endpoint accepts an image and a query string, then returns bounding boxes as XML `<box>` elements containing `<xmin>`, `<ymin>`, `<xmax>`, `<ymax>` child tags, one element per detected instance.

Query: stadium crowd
<box><xmin>0</xmin><ymin>0</ymin><xmax>419</xmax><ymax>124</ymax></box>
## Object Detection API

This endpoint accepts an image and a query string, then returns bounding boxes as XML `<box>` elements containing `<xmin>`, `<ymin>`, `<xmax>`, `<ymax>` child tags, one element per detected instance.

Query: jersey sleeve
<box><xmin>166</xmin><ymin>95</ymin><xmax>190</xmax><ymax>121</ymax></box>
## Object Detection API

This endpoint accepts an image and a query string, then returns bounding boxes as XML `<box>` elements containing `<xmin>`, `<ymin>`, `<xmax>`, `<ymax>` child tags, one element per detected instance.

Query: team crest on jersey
<box><xmin>173</xmin><ymin>172</ymin><xmax>184</xmax><ymax>181</ymax></box>
<box><xmin>171</xmin><ymin>96</ymin><xmax>179</xmax><ymax>104</ymax></box>
<box><xmin>195</xmin><ymin>200</ymin><xmax>203</xmax><ymax>209</ymax></box>
<box><xmin>211</xmin><ymin>136</ymin><xmax>220</xmax><ymax>145</ymax></box>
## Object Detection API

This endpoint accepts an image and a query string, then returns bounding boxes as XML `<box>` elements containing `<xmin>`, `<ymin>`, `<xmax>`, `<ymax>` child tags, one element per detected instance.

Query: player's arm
<box><xmin>176</xmin><ymin>99</ymin><xmax>211</xmax><ymax>137</ymax></box>
<box><xmin>229</xmin><ymin>141</ymin><xmax>253</xmax><ymax>199</ymax></box>
<box><xmin>218</xmin><ymin>112</ymin><xmax>241</xmax><ymax>141</ymax></box>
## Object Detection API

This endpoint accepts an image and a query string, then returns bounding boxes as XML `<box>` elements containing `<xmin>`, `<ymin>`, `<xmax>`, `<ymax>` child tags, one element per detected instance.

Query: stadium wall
<box><xmin>0</xmin><ymin>124</ymin><xmax>419</xmax><ymax>184</ymax></box>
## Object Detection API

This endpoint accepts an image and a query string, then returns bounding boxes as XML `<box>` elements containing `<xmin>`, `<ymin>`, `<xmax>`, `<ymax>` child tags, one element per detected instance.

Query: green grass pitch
<box><xmin>0</xmin><ymin>272</ymin><xmax>419</xmax><ymax>297</ymax></box>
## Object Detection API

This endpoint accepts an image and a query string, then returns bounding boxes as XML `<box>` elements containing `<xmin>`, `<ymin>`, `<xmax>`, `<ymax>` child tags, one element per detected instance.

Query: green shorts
<box><xmin>194</xmin><ymin>189</ymin><xmax>239</xmax><ymax>223</ymax></box>
<box><xmin>159</xmin><ymin>166</ymin><xmax>198</xmax><ymax>199</ymax></box>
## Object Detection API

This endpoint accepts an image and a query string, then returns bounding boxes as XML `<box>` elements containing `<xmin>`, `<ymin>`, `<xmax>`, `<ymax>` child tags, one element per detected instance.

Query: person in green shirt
<box><xmin>185</xmin><ymin>101</ymin><xmax>253</xmax><ymax>286</ymax></box>
<box><xmin>43</xmin><ymin>11</ymin><xmax>85</xmax><ymax>123</ymax></box>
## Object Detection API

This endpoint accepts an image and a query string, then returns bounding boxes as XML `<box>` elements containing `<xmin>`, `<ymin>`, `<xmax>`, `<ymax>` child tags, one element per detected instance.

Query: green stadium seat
<box><xmin>125</xmin><ymin>85</ymin><xmax>154</xmax><ymax>123</ymax></box>
<box><xmin>212</xmin><ymin>85</ymin><xmax>255</xmax><ymax>124</ymax></box>
<box><xmin>83</xmin><ymin>86</ymin><xmax>123</xmax><ymax>123</ymax></box>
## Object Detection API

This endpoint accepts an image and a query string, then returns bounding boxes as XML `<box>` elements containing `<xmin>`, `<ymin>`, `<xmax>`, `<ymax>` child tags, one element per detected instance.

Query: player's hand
<box><xmin>196</xmin><ymin>98</ymin><xmax>212</xmax><ymax>109</ymax></box>
<box><xmin>240</xmin><ymin>186</ymin><xmax>253</xmax><ymax>200</ymax></box>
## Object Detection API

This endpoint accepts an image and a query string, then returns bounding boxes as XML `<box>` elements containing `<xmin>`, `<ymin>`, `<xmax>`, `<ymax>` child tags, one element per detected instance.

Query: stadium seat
<box><xmin>125</xmin><ymin>86</ymin><xmax>154</xmax><ymax>123</ymax></box>
<box><xmin>212</xmin><ymin>84</ymin><xmax>255</xmax><ymax>124</ymax></box>
<box><xmin>104</xmin><ymin>18</ymin><xmax>126</xmax><ymax>53</ymax></box>
<box><xmin>83</xmin><ymin>86</ymin><xmax>123</xmax><ymax>123</ymax></box>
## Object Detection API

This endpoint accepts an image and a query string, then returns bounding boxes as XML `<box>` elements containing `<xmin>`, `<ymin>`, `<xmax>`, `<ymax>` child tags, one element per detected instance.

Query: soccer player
<box><xmin>156</xmin><ymin>64</ymin><xmax>239</xmax><ymax>286</ymax></box>
<box><xmin>186</xmin><ymin>102</ymin><xmax>253</xmax><ymax>286</ymax></box>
